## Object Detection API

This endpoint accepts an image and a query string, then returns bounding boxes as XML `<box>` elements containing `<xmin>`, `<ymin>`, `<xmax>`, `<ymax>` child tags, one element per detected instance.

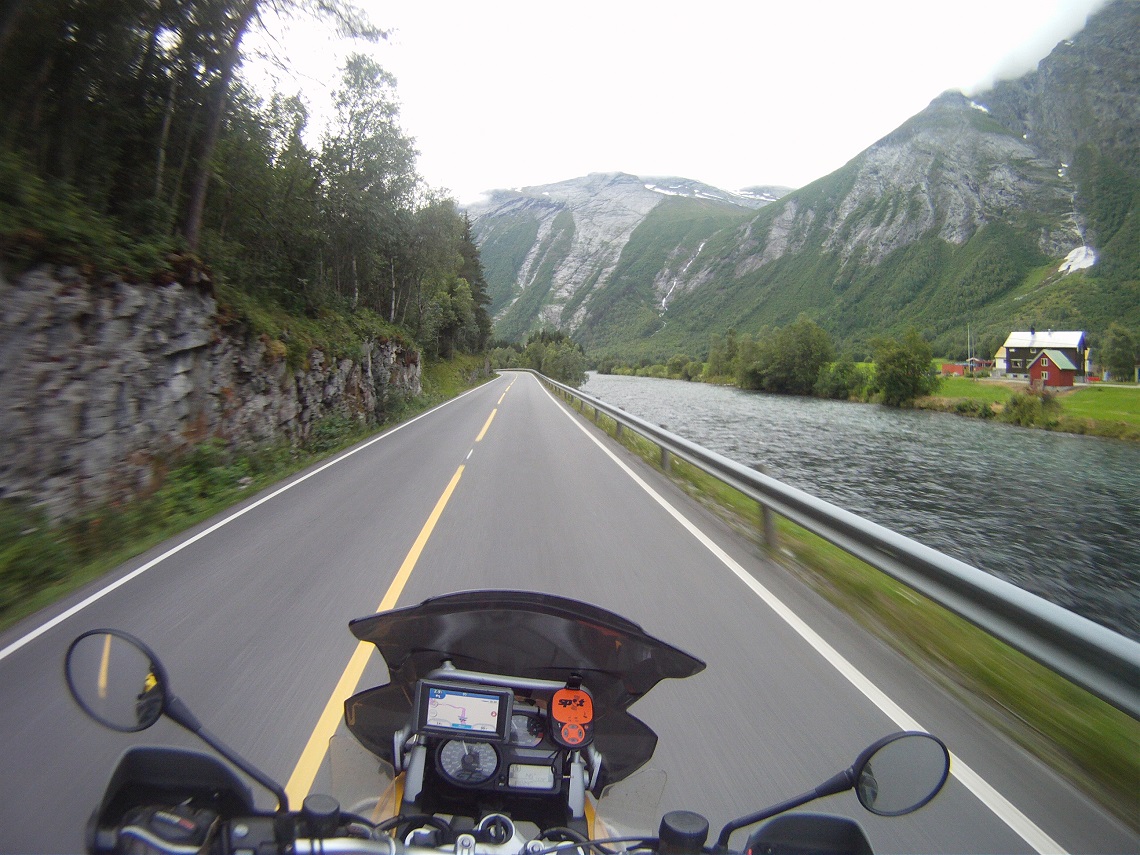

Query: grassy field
<box><xmin>1060</xmin><ymin>383</ymin><xmax>1140</xmax><ymax>427</ymax></box>
<box><xmin>923</xmin><ymin>375</ymin><xmax>1140</xmax><ymax>440</ymax></box>
<box><xmin>557</xmin><ymin>386</ymin><xmax>1139</xmax><ymax>830</ymax></box>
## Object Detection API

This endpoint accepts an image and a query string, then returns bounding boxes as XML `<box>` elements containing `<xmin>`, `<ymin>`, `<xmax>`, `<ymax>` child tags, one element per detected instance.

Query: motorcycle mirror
<box><xmin>850</xmin><ymin>731</ymin><xmax>950</xmax><ymax>816</ymax></box>
<box><xmin>64</xmin><ymin>628</ymin><xmax>291</xmax><ymax>811</ymax></box>
<box><xmin>65</xmin><ymin>629</ymin><xmax>168</xmax><ymax>732</ymax></box>
<box><xmin>715</xmin><ymin>731</ymin><xmax>950</xmax><ymax>850</ymax></box>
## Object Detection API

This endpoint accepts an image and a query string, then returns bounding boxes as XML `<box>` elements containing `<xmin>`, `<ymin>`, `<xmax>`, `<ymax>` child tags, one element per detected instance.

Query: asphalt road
<box><xmin>0</xmin><ymin>371</ymin><xmax>1134</xmax><ymax>853</ymax></box>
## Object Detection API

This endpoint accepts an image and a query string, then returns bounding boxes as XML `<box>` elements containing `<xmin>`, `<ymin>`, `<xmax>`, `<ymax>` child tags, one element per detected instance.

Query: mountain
<box><xmin>470</xmin><ymin>174</ymin><xmax>788</xmax><ymax>343</ymax></box>
<box><xmin>470</xmin><ymin>0</ymin><xmax>1139</xmax><ymax>361</ymax></box>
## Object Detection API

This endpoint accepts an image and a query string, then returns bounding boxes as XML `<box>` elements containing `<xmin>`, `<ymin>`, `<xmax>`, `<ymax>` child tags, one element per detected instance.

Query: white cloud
<box><xmin>244</xmin><ymin>0</ymin><xmax>1109</xmax><ymax>204</ymax></box>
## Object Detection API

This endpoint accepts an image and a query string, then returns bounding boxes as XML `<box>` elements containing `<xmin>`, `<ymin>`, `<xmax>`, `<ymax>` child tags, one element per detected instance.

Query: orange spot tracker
<box><xmin>551</xmin><ymin>687</ymin><xmax>594</xmax><ymax>748</ymax></box>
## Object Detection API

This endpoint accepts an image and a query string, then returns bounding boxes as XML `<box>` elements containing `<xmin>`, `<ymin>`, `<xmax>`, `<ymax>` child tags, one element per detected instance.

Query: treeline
<box><xmin>490</xmin><ymin>331</ymin><xmax>588</xmax><ymax>387</ymax></box>
<box><xmin>0</xmin><ymin>0</ymin><xmax>491</xmax><ymax>359</ymax></box>
<box><xmin>598</xmin><ymin>316</ymin><xmax>940</xmax><ymax>407</ymax></box>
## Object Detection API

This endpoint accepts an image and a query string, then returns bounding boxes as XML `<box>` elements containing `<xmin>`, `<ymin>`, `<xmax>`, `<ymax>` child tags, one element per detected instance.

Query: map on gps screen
<box><xmin>427</xmin><ymin>687</ymin><xmax>500</xmax><ymax>733</ymax></box>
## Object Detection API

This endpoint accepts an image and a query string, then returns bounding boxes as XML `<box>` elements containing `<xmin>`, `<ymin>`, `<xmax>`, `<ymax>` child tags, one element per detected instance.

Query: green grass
<box><xmin>559</xmin><ymin>384</ymin><xmax>1139</xmax><ymax>829</ymax></box>
<box><xmin>0</xmin><ymin>355</ymin><xmax>493</xmax><ymax>634</ymax></box>
<box><xmin>933</xmin><ymin>375</ymin><xmax>1020</xmax><ymax>403</ymax></box>
<box><xmin>1060</xmin><ymin>384</ymin><xmax>1140</xmax><ymax>427</ymax></box>
<box><xmin>917</xmin><ymin>376</ymin><xmax>1140</xmax><ymax>440</ymax></box>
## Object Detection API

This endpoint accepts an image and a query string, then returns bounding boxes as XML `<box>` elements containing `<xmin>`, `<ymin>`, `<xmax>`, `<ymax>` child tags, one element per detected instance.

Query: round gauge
<box><xmin>438</xmin><ymin>740</ymin><xmax>499</xmax><ymax>786</ymax></box>
<box><xmin>510</xmin><ymin>712</ymin><xmax>545</xmax><ymax>747</ymax></box>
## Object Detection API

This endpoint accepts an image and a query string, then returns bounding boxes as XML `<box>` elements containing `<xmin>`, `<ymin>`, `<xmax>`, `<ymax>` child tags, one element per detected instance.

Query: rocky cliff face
<box><xmin>0</xmin><ymin>267</ymin><xmax>421</xmax><ymax>518</ymax></box>
<box><xmin>984</xmin><ymin>1</ymin><xmax>1140</xmax><ymax>178</ymax></box>
<box><xmin>730</xmin><ymin>91</ymin><xmax>1083</xmax><ymax>275</ymax></box>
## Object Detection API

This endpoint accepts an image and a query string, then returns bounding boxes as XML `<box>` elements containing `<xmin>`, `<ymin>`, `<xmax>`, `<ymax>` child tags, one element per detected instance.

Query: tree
<box><xmin>741</xmin><ymin>316</ymin><xmax>835</xmax><ymax>395</ymax></box>
<box><xmin>320</xmin><ymin>53</ymin><xmax>418</xmax><ymax>310</ymax></box>
<box><xmin>705</xmin><ymin>333</ymin><xmax>731</xmax><ymax>378</ymax></box>
<box><xmin>872</xmin><ymin>329</ymin><xmax>939</xmax><ymax>406</ymax></box>
<box><xmin>666</xmin><ymin>353</ymin><xmax>691</xmax><ymax>377</ymax></box>
<box><xmin>1101</xmin><ymin>323</ymin><xmax>1137</xmax><ymax>382</ymax></box>
<box><xmin>181</xmin><ymin>0</ymin><xmax>260</xmax><ymax>250</ymax></box>
<box><xmin>458</xmin><ymin>214</ymin><xmax>493</xmax><ymax>350</ymax></box>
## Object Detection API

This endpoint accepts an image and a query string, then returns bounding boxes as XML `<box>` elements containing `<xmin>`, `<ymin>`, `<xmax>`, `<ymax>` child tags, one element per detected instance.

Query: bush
<box><xmin>952</xmin><ymin>399</ymin><xmax>995</xmax><ymax>418</ymax></box>
<box><xmin>0</xmin><ymin>502</ymin><xmax>75</xmax><ymax>610</ymax></box>
<box><xmin>1001</xmin><ymin>390</ymin><xmax>1060</xmax><ymax>427</ymax></box>
<box><xmin>305</xmin><ymin>414</ymin><xmax>362</xmax><ymax>454</ymax></box>
<box><xmin>815</xmin><ymin>358</ymin><xmax>871</xmax><ymax>400</ymax></box>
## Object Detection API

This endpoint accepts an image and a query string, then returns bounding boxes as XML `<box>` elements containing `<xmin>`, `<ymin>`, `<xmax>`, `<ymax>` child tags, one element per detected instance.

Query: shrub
<box><xmin>815</xmin><ymin>358</ymin><xmax>871</xmax><ymax>400</ymax></box>
<box><xmin>0</xmin><ymin>502</ymin><xmax>75</xmax><ymax>610</ymax></box>
<box><xmin>1001</xmin><ymin>390</ymin><xmax>1061</xmax><ymax>427</ymax></box>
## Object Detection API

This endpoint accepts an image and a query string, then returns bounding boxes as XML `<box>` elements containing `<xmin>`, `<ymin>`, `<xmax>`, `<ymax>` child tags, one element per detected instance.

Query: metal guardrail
<box><xmin>527</xmin><ymin>370</ymin><xmax>1140</xmax><ymax>719</ymax></box>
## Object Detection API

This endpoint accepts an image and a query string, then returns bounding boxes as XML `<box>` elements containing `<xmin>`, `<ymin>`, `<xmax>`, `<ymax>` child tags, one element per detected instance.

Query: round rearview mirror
<box><xmin>65</xmin><ymin>629</ymin><xmax>168</xmax><ymax>732</ymax></box>
<box><xmin>852</xmin><ymin>732</ymin><xmax>950</xmax><ymax>816</ymax></box>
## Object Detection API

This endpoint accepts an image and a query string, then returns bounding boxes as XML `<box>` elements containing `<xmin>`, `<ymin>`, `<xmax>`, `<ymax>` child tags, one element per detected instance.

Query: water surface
<box><xmin>583</xmin><ymin>373</ymin><xmax>1140</xmax><ymax>639</ymax></box>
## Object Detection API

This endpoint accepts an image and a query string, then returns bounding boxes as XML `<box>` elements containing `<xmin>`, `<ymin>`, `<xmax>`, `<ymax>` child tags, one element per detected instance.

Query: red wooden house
<box><xmin>1028</xmin><ymin>349</ymin><xmax>1077</xmax><ymax>389</ymax></box>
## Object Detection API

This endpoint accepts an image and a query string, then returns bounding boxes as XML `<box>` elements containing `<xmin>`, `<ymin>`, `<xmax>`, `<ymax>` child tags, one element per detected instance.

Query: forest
<box><xmin>0</xmin><ymin>0</ymin><xmax>492</xmax><ymax>361</ymax></box>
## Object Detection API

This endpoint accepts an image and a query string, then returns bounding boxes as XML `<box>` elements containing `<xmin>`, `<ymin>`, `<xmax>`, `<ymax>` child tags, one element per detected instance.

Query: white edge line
<box><xmin>0</xmin><ymin>382</ymin><xmax>493</xmax><ymax>664</ymax></box>
<box><xmin>537</xmin><ymin>376</ymin><xmax>1065</xmax><ymax>855</ymax></box>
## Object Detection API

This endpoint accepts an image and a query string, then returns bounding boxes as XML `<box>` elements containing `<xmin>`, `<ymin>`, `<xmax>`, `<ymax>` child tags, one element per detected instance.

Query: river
<box><xmin>581</xmin><ymin>373</ymin><xmax>1140</xmax><ymax>640</ymax></box>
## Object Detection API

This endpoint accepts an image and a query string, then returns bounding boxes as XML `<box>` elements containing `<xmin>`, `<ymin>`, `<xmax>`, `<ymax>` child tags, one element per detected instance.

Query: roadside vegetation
<box><xmin>915</xmin><ymin>376</ymin><xmax>1140</xmax><ymax>440</ymax></box>
<box><xmin>547</xmin><ymin>383</ymin><xmax>1139</xmax><ymax>830</ymax></box>
<box><xmin>598</xmin><ymin>316</ymin><xmax>939</xmax><ymax>406</ymax></box>
<box><xmin>489</xmin><ymin>330</ymin><xmax>588</xmax><ymax>387</ymax></box>
<box><xmin>0</xmin><ymin>354</ymin><xmax>493</xmax><ymax>634</ymax></box>
<box><xmin>2</xmin><ymin>2</ymin><xmax>494</xmax><ymax>361</ymax></box>
<box><xmin>594</xmin><ymin>316</ymin><xmax>1139</xmax><ymax>440</ymax></box>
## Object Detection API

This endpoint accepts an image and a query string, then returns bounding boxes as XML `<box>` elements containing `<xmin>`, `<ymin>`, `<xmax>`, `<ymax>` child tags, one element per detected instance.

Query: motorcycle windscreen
<box><xmin>348</xmin><ymin>590</ymin><xmax>705</xmax><ymax>714</ymax></box>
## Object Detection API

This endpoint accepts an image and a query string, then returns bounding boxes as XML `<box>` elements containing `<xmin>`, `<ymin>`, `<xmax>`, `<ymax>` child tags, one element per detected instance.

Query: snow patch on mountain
<box><xmin>1059</xmin><ymin>245</ymin><xmax>1096</xmax><ymax>273</ymax></box>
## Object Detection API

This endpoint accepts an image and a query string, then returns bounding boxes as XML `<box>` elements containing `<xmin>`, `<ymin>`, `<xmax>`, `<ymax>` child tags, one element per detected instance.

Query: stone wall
<box><xmin>0</xmin><ymin>266</ymin><xmax>421</xmax><ymax>519</ymax></box>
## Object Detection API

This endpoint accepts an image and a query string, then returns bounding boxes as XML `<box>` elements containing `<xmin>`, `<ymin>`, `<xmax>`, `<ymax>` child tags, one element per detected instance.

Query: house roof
<box><xmin>1002</xmin><ymin>330</ymin><xmax>1086</xmax><ymax>350</ymax></box>
<box><xmin>1029</xmin><ymin>349</ymin><xmax>1078</xmax><ymax>371</ymax></box>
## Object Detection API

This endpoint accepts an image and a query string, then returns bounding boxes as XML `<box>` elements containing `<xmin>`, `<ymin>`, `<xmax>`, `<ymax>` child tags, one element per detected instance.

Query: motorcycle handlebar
<box><xmin>292</xmin><ymin>839</ymin><xmax>399</xmax><ymax>855</ymax></box>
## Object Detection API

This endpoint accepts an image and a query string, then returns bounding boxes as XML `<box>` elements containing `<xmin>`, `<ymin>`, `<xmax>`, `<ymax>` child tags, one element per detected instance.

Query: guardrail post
<box><xmin>754</xmin><ymin>464</ymin><xmax>777</xmax><ymax>549</ymax></box>
<box><xmin>616</xmin><ymin>423</ymin><xmax>624</xmax><ymax>439</ymax></box>
<box><xmin>660</xmin><ymin>446</ymin><xmax>671</xmax><ymax>472</ymax></box>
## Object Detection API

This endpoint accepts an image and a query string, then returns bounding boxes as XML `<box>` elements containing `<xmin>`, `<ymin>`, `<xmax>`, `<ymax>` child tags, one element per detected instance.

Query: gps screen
<box><xmin>416</xmin><ymin>681</ymin><xmax>512</xmax><ymax>739</ymax></box>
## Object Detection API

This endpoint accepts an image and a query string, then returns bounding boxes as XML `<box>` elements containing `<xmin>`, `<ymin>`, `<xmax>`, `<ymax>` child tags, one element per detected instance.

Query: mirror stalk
<box><xmin>166</xmin><ymin>693</ymin><xmax>290</xmax><ymax>812</ymax></box>
<box><xmin>714</xmin><ymin>769</ymin><xmax>854</xmax><ymax>850</ymax></box>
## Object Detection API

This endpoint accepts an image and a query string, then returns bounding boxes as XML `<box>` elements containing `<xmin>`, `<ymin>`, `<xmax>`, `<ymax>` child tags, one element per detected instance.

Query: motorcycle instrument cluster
<box><xmin>417</xmin><ymin>684</ymin><xmax>570</xmax><ymax>795</ymax></box>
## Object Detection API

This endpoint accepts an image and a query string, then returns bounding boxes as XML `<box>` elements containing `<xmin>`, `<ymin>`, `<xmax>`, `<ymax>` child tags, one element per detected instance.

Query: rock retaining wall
<box><xmin>0</xmin><ymin>267</ymin><xmax>421</xmax><ymax>519</ymax></box>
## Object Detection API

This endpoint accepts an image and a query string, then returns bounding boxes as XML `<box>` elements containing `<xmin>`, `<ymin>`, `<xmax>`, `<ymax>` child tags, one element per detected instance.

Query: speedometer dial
<box><xmin>510</xmin><ymin>713</ymin><xmax>545</xmax><ymax>747</ymax></box>
<box><xmin>438</xmin><ymin>740</ymin><xmax>499</xmax><ymax>786</ymax></box>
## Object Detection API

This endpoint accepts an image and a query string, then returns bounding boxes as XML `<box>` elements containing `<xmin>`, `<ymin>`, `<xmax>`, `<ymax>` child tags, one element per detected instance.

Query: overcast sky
<box><xmin>247</xmin><ymin>0</ymin><xmax>1108</xmax><ymax>204</ymax></box>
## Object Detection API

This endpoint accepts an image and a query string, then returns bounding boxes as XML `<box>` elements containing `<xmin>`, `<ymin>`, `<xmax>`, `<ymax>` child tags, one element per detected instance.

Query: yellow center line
<box><xmin>98</xmin><ymin>632</ymin><xmax>111</xmax><ymax>699</ymax></box>
<box><xmin>475</xmin><ymin>408</ymin><xmax>497</xmax><ymax>442</ymax></box>
<box><xmin>284</xmin><ymin>464</ymin><xmax>466</xmax><ymax>806</ymax></box>
<box><xmin>497</xmin><ymin>392</ymin><xmax>507</xmax><ymax>405</ymax></box>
